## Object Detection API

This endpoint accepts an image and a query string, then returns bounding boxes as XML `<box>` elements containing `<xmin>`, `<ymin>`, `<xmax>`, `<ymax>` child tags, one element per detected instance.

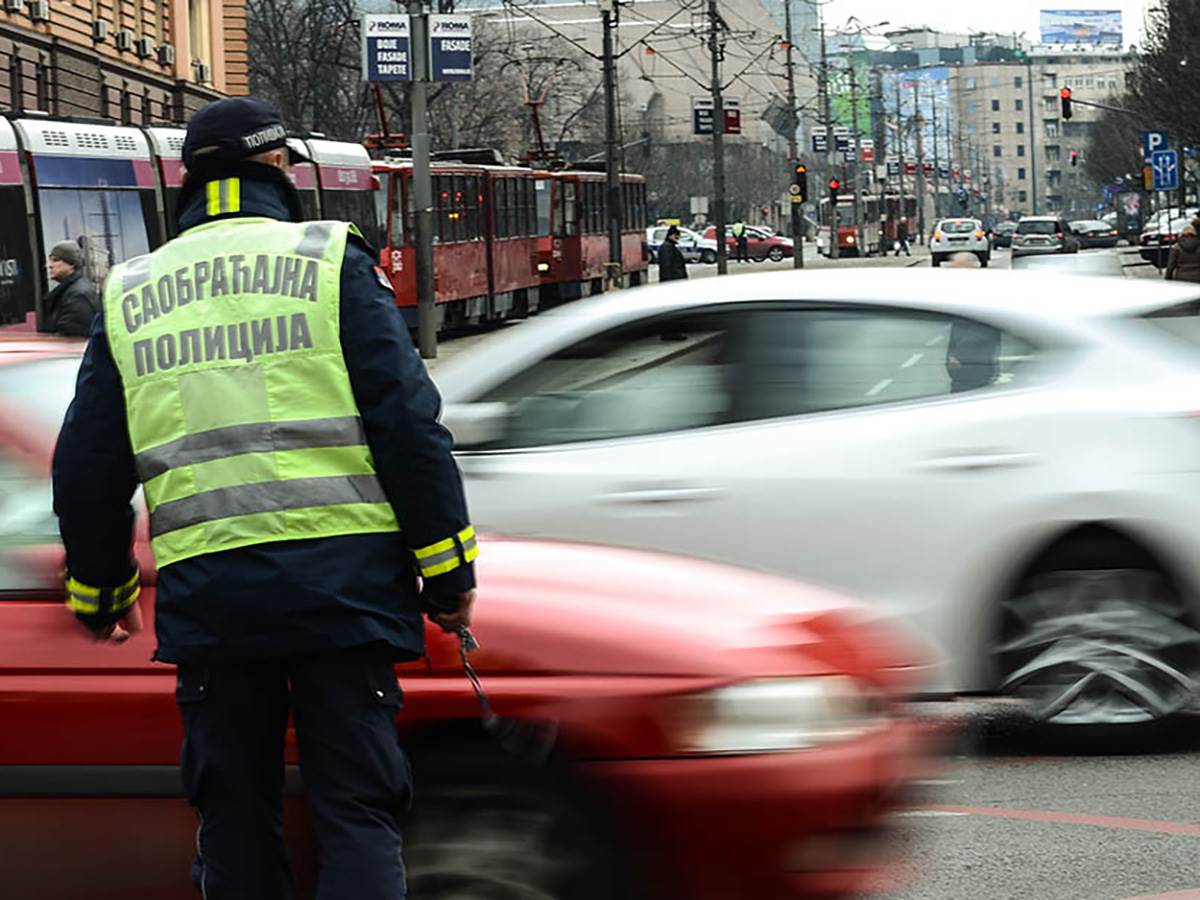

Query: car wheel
<box><xmin>407</xmin><ymin>762</ymin><xmax>620</xmax><ymax>900</ymax></box>
<box><xmin>700</xmin><ymin>249</ymin><xmax>716</xmax><ymax>264</ymax></box>
<box><xmin>648</xmin><ymin>250</ymin><xmax>657</xmax><ymax>264</ymax></box>
<box><xmin>768</xmin><ymin>246</ymin><xmax>785</xmax><ymax>262</ymax></box>
<box><xmin>996</xmin><ymin>538</ymin><xmax>1200</xmax><ymax>734</ymax></box>
<box><xmin>932</xmin><ymin>255</ymin><xmax>942</xmax><ymax>267</ymax></box>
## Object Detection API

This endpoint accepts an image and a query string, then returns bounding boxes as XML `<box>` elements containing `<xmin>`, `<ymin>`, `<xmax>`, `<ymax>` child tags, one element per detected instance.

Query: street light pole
<box><xmin>708</xmin><ymin>0</ymin><xmax>727</xmax><ymax>275</ymax></box>
<box><xmin>784</xmin><ymin>0</ymin><xmax>804</xmax><ymax>268</ymax></box>
<box><xmin>820</xmin><ymin>18</ymin><xmax>837</xmax><ymax>260</ymax></box>
<box><xmin>848</xmin><ymin>55</ymin><xmax>863</xmax><ymax>253</ymax></box>
<box><xmin>600</xmin><ymin>0</ymin><xmax>623</xmax><ymax>290</ymax></box>
<box><xmin>408</xmin><ymin>0</ymin><xmax>436</xmax><ymax>359</ymax></box>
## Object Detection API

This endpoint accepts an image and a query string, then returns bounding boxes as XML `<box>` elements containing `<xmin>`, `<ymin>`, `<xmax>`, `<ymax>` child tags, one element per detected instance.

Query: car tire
<box><xmin>995</xmin><ymin>535</ymin><xmax>1200</xmax><ymax>738</ymax></box>
<box><xmin>768</xmin><ymin>246</ymin><xmax>785</xmax><ymax>262</ymax></box>
<box><xmin>700</xmin><ymin>249</ymin><xmax>717</xmax><ymax>264</ymax></box>
<box><xmin>406</xmin><ymin>743</ymin><xmax>621</xmax><ymax>900</ymax></box>
<box><xmin>648</xmin><ymin>250</ymin><xmax>657</xmax><ymax>264</ymax></box>
<box><xmin>932</xmin><ymin>255</ymin><xmax>943</xmax><ymax>267</ymax></box>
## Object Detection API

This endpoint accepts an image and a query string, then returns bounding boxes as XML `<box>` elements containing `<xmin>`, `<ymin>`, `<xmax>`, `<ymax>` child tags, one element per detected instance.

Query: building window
<box><xmin>992</xmin><ymin>122</ymin><xmax>1001</xmax><ymax>134</ymax></box>
<box><xmin>1017</xmin><ymin>144</ymin><xmax>1026</xmax><ymax>158</ymax></box>
<box><xmin>1016</xmin><ymin>122</ymin><xmax>1025</xmax><ymax>134</ymax></box>
<box><xmin>189</xmin><ymin>0</ymin><xmax>212</xmax><ymax>68</ymax></box>
<box><xmin>965</xmin><ymin>77</ymin><xmax>977</xmax><ymax>90</ymax></box>
<box><xmin>1046</xmin><ymin>146</ymin><xmax>1061</xmax><ymax>162</ymax></box>
<box><xmin>1042</xmin><ymin>73</ymin><xmax>1057</xmax><ymax>90</ymax></box>
<box><xmin>1044</xmin><ymin>97</ymin><xmax>1057</xmax><ymax>112</ymax></box>
<box><xmin>994</xmin><ymin>145</ymin><xmax>1002</xmax><ymax>158</ymax></box>
<box><xmin>990</xmin><ymin>77</ymin><xmax>1001</xmax><ymax>88</ymax></box>
<box><xmin>966</xmin><ymin>99</ymin><xmax>980</xmax><ymax>113</ymax></box>
<box><xmin>1014</xmin><ymin>75</ymin><xmax>1023</xmax><ymax>89</ymax></box>
<box><xmin>991</xmin><ymin>99</ymin><xmax>1000</xmax><ymax>112</ymax></box>
<box><xmin>1018</xmin><ymin>190</ymin><xmax>1028</xmax><ymax>203</ymax></box>
<box><xmin>1018</xmin><ymin>167</ymin><xmax>1026</xmax><ymax>180</ymax></box>
<box><xmin>1015</xmin><ymin>99</ymin><xmax>1024</xmax><ymax>111</ymax></box>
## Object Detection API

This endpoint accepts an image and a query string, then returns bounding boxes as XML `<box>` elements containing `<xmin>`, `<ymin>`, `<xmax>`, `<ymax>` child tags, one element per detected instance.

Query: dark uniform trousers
<box><xmin>176</xmin><ymin>642</ymin><xmax>412</xmax><ymax>900</ymax></box>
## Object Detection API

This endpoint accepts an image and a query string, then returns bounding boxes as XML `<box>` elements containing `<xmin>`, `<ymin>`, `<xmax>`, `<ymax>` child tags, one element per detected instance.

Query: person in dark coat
<box><xmin>44</xmin><ymin>240</ymin><xmax>99</xmax><ymax>337</ymax></box>
<box><xmin>658</xmin><ymin>225</ymin><xmax>689</xmax><ymax>281</ymax></box>
<box><xmin>1166</xmin><ymin>225</ymin><xmax>1200</xmax><ymax>282</ymax></box>
<box><xmin>894</xmin><ymin>217</ymin><xmax>911</xmax><ymax>256</ymax></box>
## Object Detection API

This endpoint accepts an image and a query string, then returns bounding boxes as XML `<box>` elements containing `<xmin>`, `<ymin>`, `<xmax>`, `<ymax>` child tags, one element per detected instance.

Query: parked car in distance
<box><xmin>1141</xmin><ymin>214</ymin><xmax>1195</xmax><ymax>267</ymax></box>
<box><xmin>930</xmin><ymin>218</ymin><xmax>990</xmax><ymax>267</ymax></box>
<box><xmin>990</xmin><ymin>221</ymin><xmax>1018</xmax><ymax>248</ymax></box>
<box><xmin>1070</xmin><ymin>219</ymin><xmax>1120</xmax><ymax>249</ymax></box>
<box><xmin>0</xmin><ymin>338</ymin><xmax>930</xmax><ymax>900</ymax></box>
<box><xmin>645</xmin><ymin>225</ymin><xmax>718</xmax><ymax>265</ymax></box>
<box><xmin>702</xmin><ymin>224</ymin><xmax>795</xmax><ymax>262</ymax></box>
<box><xmin>1011</xmin><ymin>215</ymin><xmax>1080</xmax><ymax>257</ymax></box>
<box><xmin>437</xmin><ymin>268</ymin><xmax>1200</xmax><ymax>736</ymax></box>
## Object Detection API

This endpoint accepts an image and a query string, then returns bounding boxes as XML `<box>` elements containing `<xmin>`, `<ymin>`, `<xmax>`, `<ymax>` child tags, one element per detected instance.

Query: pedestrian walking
<box><xmin>44</xmin><ymin>240</ymin><xmax>99</xmax><ymax>337</ymax></box>
<box><xmin>732</xmin><ymin>220</ymin><xmax>750</xmax><ymax>262</ymax></box>
<box><xmin>657</xmin><ymin>225</ymin><xmax>689</xmax><ymax>282</ymax></box>
<box><xmin>894</xmin><ymin>217</ymin><xmax>911</xmax><ymax>257</ymax></box>
<box><xmin>52</xmin><ymin>96</ymin><xmax>477</xmax><ymax>900</ymax></box>
<box><xmin>1166</xmin><ymin>225</ymin><xmax>1200</xmax><ymax>282</ymax></box>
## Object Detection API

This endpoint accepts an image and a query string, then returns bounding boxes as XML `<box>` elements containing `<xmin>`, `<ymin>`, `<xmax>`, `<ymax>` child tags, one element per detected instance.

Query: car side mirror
<box><xmin>442</xmin><ymin>402</ymin><xmax>510</xmax><ymax>449</ymax></box>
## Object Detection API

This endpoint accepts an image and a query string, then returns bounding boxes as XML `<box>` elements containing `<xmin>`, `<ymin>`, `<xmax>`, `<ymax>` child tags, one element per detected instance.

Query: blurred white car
<box><xmin>645</xmin><ymin>225</ymin><xmax>718</xmax><ymax>265</ymax></box>
<box><xmin>436</xmin><ymin>269</ymin><xmax>1200</xmax><ymax>731</ymax></box>
<box><xmin>930</xmin><ymin>218</ymin><xmax>990</xmax><ymax>267</ymax></box>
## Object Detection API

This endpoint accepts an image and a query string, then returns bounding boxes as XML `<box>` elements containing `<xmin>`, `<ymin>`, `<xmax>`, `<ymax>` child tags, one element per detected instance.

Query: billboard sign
<box><xmin>811</xmin><ymin>126</ymin><xmax>828</xmax><ymax>153</ymax></box>
<box><xmin>883</xmin><ymin>67</ymin><xmax>951</xmax><ymax>179</ymax></box>
<box><xmin>1039</xmin><ymin>10</ymin><xmax>1123</xmax><ymax>45</ymax></box>
<box><xmin>692</xmin><ymin>98</ymin><xmax>740</xmax><ymax>136</ymax></box>
<box><xmin>429</xmin><ymin>15</ymin><xmax>473</xmax><ymax>81</ymax></box>
<box><xmin>361</xmin><ymin>14</ymin><xmax>412</xmax><ymax>82</ymax></box>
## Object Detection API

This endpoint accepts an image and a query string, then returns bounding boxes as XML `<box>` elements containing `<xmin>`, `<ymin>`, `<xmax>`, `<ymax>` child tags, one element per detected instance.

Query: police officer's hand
<box><xmin>78</xmin><ymin>601</ymin><xmax>144</xmax><ymax>644</ymax></box>
<box><xmin>428</xmin><ymin>589</ymin><xmax>475</xmax><ymax>633</ymax></box>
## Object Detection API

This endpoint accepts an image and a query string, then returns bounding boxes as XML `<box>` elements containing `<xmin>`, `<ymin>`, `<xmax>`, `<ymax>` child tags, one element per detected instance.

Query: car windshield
<box><xmin>1017</xmin><ymin>220</ymin><xmax>1059</xmax><ymax>235</ymax></box>
<box><xmin>940</xmin><ymin>220</ymin><xmax>977</xmax><ymax>234</ymax></box>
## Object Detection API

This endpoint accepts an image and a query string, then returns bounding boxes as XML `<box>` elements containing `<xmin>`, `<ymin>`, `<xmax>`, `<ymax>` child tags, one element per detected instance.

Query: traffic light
<box><xmin>1143</xmin><ymin>161</ymin><xmax>1154</xmax><ymax>191</ymax></box>
<box><xmin>1060</xmin><ymin>86</ymin><xmax>1073</xmax><ymax>120</ymax></box>
<box><xmin>794</xmin><ymin>163</ymin><xmax>808</xmax><ymax>203</ymax></box>
<box><xmin>829</xmin><ymin>177</ymin><xmax>840</xmax><ymax>204</ymax></box>
<box><xmin>1070</xmin><ymin>149</ymin><xmax>1079</xmax><ymax>167</ymax></box>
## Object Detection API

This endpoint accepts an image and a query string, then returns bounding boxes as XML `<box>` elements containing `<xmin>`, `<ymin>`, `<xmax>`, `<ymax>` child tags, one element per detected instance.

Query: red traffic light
<box><xmin>829</xmin><ymin>178</ymin><xmax>840</xmax><ymax>191</ymax></box>
<box><xmin>1060</xmin><ymin>86</ymin><xmax>1073</xmax><ymax>119</ymax></box>
<box><xmin>1060</xmin><ymin>86</ymin><xmax>1072</xmax><ymax>99</ymax></box>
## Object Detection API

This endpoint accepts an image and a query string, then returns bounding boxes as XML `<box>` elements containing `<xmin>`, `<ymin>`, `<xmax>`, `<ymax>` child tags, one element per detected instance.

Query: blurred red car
<box><xmin>702</xmin><ymin>224</ymin><xmax>796</xmax><ymax>262</ymax></box>
<box><xmin>0</xmin><ymin>339</ymin><xmax>929</xmax><ymax>900</ymax></box>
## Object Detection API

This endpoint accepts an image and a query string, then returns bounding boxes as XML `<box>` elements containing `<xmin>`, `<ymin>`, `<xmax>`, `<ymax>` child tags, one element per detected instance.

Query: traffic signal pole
<box><xmin>820</xmin><ymin>19</ymin><xmax>837</xmax><ymax>260</ymax></box>
<box><xmin>708</xmin><ymin>0</ymin><xmax>728</xmax><ymax>275</ymax></box>
<box><xmin>409</xmin><ymin>0</ymin><xmax>436</xmax><ymax>359</ymax></box>
<box><xmin>601</xmin><ymin>1</ymin><xmax>623</xmax><ymax>291</ymax></box>
<box><xmin>784</xmin><ymin>0</ymin><xmax>803</xmax><ymax>268</ymax></box>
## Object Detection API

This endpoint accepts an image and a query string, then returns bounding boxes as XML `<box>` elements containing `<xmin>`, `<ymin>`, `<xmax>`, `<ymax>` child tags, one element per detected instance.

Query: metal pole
<box><xmin>601</xmin><ymin>5</ymin><xmax>623</xmax><ymax>290</ymax></box>
<box><xmin>895</xmin><ymin>77</ymin><xmax>905</xmax><ymax>206</ymax></box>
<box><xmin>821</xmin><ymin>19</ymin><xmax>837</xmax><ymax>259</ymax></box>
<box><xmin>931</xmin><ymin>82</ymin><xmax>941</xmax><ymax>222</ymax></box>
<box><xmin>409</xmin><ymin>0</ymin><xmax>436</xmax><ymax>359</ymax></box>
<box><xmin>1027</xmin><ymin>55</ymin><xmax>1038</xmax><ymax>215</ymax></box>
<box><xmin>708</xmin><ymin>0</ymin><xmax>727</xmax><ymax>274</ymax></box>
<box><xmin>784</xmin><ymin>0</ymin><xmax>803</xmax><ymax>268</ymax></box>
<box><xmin>848</xmin><ymin>54</ymin><xmax>863</xmax><ymax>253</ymax></box>
<box><xmin>913</xmin><ymin>82</ymin><xmax>926</xmax><ymax>243</ymax></box>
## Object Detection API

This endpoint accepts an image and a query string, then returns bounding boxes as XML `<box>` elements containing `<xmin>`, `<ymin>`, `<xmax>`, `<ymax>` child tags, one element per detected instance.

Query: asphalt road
<box><xmin>863</xmin><ymin>710</ymin><xmax>1200</xmax><ymax>900</ymax></box>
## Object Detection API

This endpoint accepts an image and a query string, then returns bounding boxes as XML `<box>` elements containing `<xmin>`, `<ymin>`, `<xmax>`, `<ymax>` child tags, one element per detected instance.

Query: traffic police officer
<box><xmin>52</xmin><ymin>97</ymin><xmax>477</xmax><ymax>900</ymax></box>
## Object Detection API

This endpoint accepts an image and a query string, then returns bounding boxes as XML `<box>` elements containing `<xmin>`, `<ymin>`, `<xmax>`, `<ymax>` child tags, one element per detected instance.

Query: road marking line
<box><xmin>926</xmin><ymin>805</ymin><xmax>1200</xmax><ymax>837</ymax></box>
<box><xmin>866</xmin><ymin>378</ymin><xmax>893</xmax><ymax>397</ymax></box>
<box><xmin>925</xmin><ymin>334</ymin><xmax>945</xmax><ymax>346</ymax></box>
<box><xmin>901</xmin><ymin>353</ymin><xmax>924</xmax><ymax>369</ymax></box>
<box><xmin>895</xmin><ymin>810</ymin><xmax>968</xmax><ymax>818</ymax></box>
<box><xmin>913</xmin><ymin>779</ymin><xmax>964</xmax><ymax>786</ymax></box>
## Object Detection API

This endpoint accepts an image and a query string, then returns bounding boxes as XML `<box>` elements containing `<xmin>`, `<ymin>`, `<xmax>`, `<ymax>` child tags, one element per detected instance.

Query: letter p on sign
<box><xmin>1144</xmin><ymin>130</ymin><xmax>1169</xmax><ymax>157</ymax></box>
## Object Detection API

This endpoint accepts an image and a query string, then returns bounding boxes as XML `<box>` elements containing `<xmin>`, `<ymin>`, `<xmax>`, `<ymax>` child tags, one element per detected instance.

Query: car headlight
<box><xmin>667</xmin><ymin>677</ymin><xmax>887</xmax><ymax>755</ymax></box>
<box><xmin>846</xmin><ymin>234</ymin><xmax>856</xmax><ymax>244</ymax></box>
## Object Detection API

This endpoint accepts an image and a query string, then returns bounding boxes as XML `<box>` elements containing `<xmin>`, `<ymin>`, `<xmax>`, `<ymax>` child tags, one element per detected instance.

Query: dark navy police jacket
<box><xmin>52</xmin><ymin>175</ymin><xmax>475</xmax><ymax>664</ymax></box>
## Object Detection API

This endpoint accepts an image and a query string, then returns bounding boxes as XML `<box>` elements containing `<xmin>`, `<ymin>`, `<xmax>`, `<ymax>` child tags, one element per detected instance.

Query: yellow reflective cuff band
<box><xmin>414</xmin><ymin>525</ymin><xmax>476</xmax><ymax>560</ymax></box>
<box><xmin>65</xmin><ymin>571</ymin><xmax>141</xmax><ymax>616</ymax></box>
<box><xmin>415</xmin><ymin>528</ymin><xmax>478</xmax><ymax>578</ymax></box>
<box><xmin>420</xmin><ymin>556</ymin><xmax>463</xmax><ymax>578</ymax></box>
<box><xmin>206</xmin><ymin>181</ymin><xmax>221</xmax><ymax>217</ymax></box>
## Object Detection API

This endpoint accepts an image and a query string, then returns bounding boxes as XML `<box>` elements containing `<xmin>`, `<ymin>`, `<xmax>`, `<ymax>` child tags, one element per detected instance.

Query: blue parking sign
<box><xmin>1143</xmin><ymin>130</ymin><xmax>1169</xmax><ymax>157</ymax></box>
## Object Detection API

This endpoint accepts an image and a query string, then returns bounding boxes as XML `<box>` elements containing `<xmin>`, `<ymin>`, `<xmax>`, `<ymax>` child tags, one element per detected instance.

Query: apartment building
<box><xmin>0</xmin><ymin>0</ymin><xmax>247</xmax><ymax>122</ymax></box>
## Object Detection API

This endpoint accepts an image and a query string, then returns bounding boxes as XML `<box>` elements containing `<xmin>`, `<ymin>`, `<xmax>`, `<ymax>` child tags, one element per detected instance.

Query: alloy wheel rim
<box><xmin>998</xmin><ymin>568</ymin><xmax>1200</xmax><ymax>725</ymax></box>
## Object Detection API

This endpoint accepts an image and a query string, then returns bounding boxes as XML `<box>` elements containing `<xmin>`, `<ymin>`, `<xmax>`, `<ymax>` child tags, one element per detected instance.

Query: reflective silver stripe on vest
<box><xmin>122</xmin><ymin>255</ymin><xmax>153</xmax><ymax>292</ymax></box>
<box><xmin>150</xmin><ymin>474</ymin><xmax>389</xmax><ymax>538</ymax></box>
<box><xmin>135</xmin><ymin>417</ymin><xmax>368</xmax><ymax>481</ymax></box>
<box><xmin>296</xmin><ymin>222</ymin><xmax>335</xmax><ymax>259</ymax></box>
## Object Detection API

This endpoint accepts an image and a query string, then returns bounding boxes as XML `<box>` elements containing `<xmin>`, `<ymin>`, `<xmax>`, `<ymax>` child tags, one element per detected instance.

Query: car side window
<box><xmin>478</xmin><ymin>311</ymin><xmax>741</xmax><ymax>448</ymax></box>
<box><xmin>731</xmin><ymin>307</ymin><xmax>1037</xmax><ymax>421</ymax></box>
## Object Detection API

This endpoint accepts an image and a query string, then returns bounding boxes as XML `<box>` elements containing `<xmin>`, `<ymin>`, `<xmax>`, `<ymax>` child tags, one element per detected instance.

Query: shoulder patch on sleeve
<box><xmin>374</xmin><ymin>266</ymin><xmax>393</xmax><ymax>290</ymax></box>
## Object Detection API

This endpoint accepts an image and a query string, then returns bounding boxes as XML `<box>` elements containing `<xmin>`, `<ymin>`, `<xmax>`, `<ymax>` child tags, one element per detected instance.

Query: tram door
<box><xmin>145</xmin><ymin>127</ymin><xmax>187</xmax><ymax>239</ymax></box>
<box><xmin>0</xmin><ymin>119</ymin><xmax>37</xmax><ymax>326</ymax></box>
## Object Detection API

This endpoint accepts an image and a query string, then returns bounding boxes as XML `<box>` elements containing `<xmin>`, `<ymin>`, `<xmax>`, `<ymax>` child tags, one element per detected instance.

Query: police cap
<box><xmin>183</xmin><ymin>96</ymin><xmax>310</xmax><ymax>171</ymax></box>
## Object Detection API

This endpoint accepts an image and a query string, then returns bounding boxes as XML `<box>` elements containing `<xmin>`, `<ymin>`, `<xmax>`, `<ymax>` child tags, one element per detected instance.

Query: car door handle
<box><xmin>918</xmin><ymin>451</ymin><xmax>1036</xmax><ymax>472</ymax></box>
<box><xmin>600</xmin><ymin>486</ymin><xmax>723</xmax><ymax>505</ymax></box>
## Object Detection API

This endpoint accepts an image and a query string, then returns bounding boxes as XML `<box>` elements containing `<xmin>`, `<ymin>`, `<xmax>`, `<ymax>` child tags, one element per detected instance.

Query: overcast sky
<box><xmin>820</xmin><ymin>0</ymin><xmax>1151</xmax><ymax>46</ymax></box>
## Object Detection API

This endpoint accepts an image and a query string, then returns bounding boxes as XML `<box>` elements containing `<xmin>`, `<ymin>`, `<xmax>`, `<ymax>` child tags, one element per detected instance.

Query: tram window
<box><xmin>37</xmin><ymin>188</ymin><xmax>152</xmax><ymax>296</ymax></box>
<box><xmin>0</xmin><ymin>187</ymin><xmax>34</xmax><ymax>325</ymax></box>
<box><xmin>562</xmin><ymin>181</ymin><xmax>577</xmax><ymax>237</ymax></box>
<box><xmin>535</xmin><ymin>179</ymin><xmax>552</xmax><ymax>236</ymax></box>
<box><xmin>463</xmin><ymin>175</ymin><xmax>479</xmax><ymax>240</ymax></box>
<box><xmin>322</xmin><ymin>189</ymin><xmax>383</xmax><ymax>250</ymax></box>
<box><xmin>437</xmin><ymin>175</ymin><xmax>452</xmax><ymax>244</ymax></box>
<box><xmin>493</xmin><ymin>179</ymin><xmax>505</xmax><ymax>239</ymax></box>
